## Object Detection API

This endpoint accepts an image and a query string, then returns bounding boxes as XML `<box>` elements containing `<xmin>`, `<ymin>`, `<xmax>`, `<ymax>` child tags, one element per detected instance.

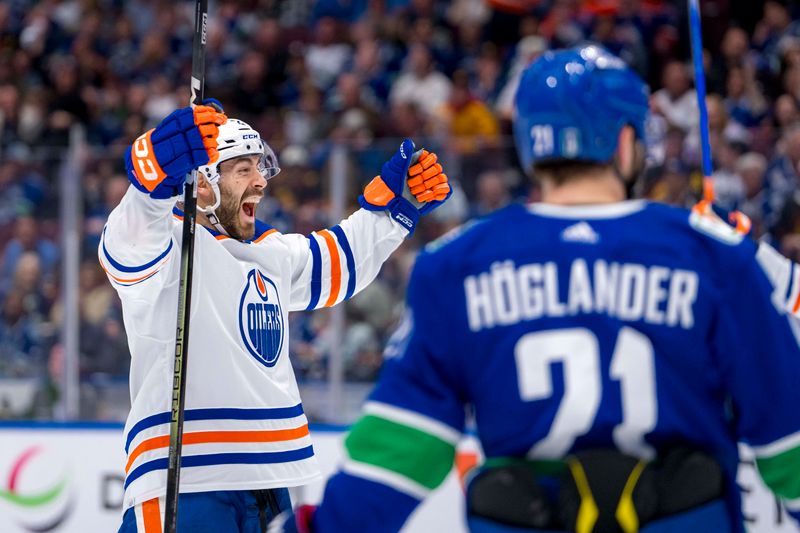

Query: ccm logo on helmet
<box><xmin>241</xmin><ymin>133</ymin><xmax>259</xmax><ymax>139</ymax></box>
<box><xmin>238</xmin><ymin>269</ymin><xmax>284</xmax><ymax>367</ymax></box>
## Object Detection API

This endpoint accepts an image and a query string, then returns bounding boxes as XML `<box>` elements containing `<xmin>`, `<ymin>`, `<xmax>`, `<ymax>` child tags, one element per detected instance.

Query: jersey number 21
<box><xmin>515</xmin><ymin>327</ymin><xmax>657</xmax><ymax>459</ymax></box>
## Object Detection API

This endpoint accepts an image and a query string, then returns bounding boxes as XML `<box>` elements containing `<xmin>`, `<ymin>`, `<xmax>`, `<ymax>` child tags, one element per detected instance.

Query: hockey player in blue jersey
<box><xmin>270</xmin><ymin>45</ymin><xmax>800</xmax><ymax>533</ymax></box>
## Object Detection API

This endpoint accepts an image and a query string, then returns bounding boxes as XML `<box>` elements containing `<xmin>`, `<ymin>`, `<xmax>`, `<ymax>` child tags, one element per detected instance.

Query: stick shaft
<box><xmin>688</xmin><ymin>0</ymin><xmax>714</xmax><ymax>198</ymax></box>
<box><xmin>164</xmin><ymin>1</ymin><xmax>207</xmax><ymax>531</ymax></box>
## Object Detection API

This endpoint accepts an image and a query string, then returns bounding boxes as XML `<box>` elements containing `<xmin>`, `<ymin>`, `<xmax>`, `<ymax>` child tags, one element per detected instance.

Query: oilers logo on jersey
<box><xmin>238</xmin><ymin>269</ymin><xmax>284</xmax><ymax>367</ymax></box>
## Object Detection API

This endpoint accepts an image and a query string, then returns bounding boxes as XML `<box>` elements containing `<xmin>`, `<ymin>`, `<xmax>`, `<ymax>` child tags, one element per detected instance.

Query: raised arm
<box><xmin>278</xmin><ymin>139</ymin><xmax>452</xmax><ymax>312</ymax></box>
<box><xmin>99</xmin><ymin>105</ymin><xmax>225</xmax><ymax>292</ymax></box>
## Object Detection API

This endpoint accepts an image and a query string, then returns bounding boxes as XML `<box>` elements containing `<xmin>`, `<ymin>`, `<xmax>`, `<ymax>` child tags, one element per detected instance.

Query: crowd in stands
<box><xmin>1</xmin><ymin>0</ymin><xmax>799</xmax><ymax>419</ymax></box>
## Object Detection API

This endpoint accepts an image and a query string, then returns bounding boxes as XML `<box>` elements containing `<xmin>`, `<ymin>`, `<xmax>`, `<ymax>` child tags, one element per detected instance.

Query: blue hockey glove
<box><xmin>359</xmin><ymin>138</ymin><xmax>451</xmax><ymax>235</ymax></box>
<box><xmin>201</xmin><ymin>97</ymin><xmax>224</xmax><ymax>113</ymax></box>
<box><xmin>125</xmin><ymin>104</ymin><xmax>226</xmax><ymax>199</ymax></box>
<box><xmin>267</xmin><ymin>505</ymin><xmax>315</xmax><ymax>533</ymax></box>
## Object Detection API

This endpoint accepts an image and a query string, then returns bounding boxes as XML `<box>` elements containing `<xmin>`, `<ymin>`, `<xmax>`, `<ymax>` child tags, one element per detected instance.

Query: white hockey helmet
<box><xmin>196</xmin><ymin>118</ymin><xmax>280</xmax><ymax>234</ymax></box>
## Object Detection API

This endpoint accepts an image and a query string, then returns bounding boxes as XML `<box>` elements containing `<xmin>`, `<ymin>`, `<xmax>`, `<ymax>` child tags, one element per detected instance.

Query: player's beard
<box><xmin>217</xmin><ymin>183</ymin><xmax>262</xmax><ymax>241</ymax></box>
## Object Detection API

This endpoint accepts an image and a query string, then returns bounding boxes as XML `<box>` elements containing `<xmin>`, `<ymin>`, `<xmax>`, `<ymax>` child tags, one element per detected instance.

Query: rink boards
<box><xmin>0</xmin><ymin>423</ymin><xmax>796</xmax><ymax>533</ymax></box>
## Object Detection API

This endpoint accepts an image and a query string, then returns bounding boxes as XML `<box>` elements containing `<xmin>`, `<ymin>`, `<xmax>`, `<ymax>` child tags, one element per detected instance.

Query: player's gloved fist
<box><xmin>266</xmin><ymin>505</ymin><xmax>315</xmax><ymax>533</ymax></box>
<box><xmin>359</xmin><ymin>138</ymin><xmax>452</xmax><ymax>234</ymax></box>
<box><xmin>407</xmin><ymin>149</ymin><xmax>451</xmax><ymax>210</ymax></box>
<box><xmin>125</xmin><ymin>104</ymin><xmax>227</xmax><ymax>199</ymax></box>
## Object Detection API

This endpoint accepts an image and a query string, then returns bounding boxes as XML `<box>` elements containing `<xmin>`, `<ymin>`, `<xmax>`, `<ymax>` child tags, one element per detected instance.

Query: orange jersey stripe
<box><xmin>142</xmin><ymin>497</ymin><xmax>162</xmax><ymax>533</ymax></box>
<box><xmin>793</xmin><ymin>284</ymin><xmax>800</xmax><ymax>314</ymax></box>
<box><xmin>125</xmin><ymin>426</ymin><xmax>310</xmax><ymax>474</ymax></box>
<box><xmin>319</xmin><ymin>230</ymin><xmax>342</xmax><ymax>307</ymax></box>
<box><xmin>254</xmin><ymin>228</ymin><xmax>278</xmax><ymax>243</ymax></box>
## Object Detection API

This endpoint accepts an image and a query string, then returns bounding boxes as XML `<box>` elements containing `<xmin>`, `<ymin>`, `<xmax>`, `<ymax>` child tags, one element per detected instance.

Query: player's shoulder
<box><xmin>419</xmin><ymin>204</ymin><xmax>526</xmax><ymax>260</ymax></box>
<box><xmin>642</xmin><ymin>202</ymin><xmax>760</xmax><ymax>271</ymax></box>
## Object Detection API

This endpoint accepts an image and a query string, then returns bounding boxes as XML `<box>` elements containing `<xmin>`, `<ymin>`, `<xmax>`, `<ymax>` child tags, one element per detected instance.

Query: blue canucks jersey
<box><xmin>312</xmin><ymin>200</ymin><xmax>800</xmax><ymax>532</ymax></box>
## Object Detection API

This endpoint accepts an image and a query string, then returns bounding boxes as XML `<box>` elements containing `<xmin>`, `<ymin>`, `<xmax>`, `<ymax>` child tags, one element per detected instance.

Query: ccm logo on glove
<box><xmin>125</xmin><ymin>104</ymin><xmax>226</xmax><ymax>199</ymax></box>
<box><xmin>132</xmin><ymin>131</ymin><xmax>166</xmax><ymax>186</ymax></box>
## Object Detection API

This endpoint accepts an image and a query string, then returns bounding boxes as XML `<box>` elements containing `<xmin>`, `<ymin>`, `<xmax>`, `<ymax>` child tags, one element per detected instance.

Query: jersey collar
<box><xmin>172</xmin><ymin>206</ymin><xmax>275</xmax><ymax>243</ymax></box>
<box><xmin>527</xmin><ymin>200</ymin><xmax>647</xmax><ymax>219</ymax></box>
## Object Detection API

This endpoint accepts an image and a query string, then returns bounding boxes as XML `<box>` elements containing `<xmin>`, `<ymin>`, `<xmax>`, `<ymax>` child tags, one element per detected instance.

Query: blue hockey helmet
<box><xmin>513</xmin><ymin>44</ymin><xmax>650</xmax><ymax>174</ymax></box>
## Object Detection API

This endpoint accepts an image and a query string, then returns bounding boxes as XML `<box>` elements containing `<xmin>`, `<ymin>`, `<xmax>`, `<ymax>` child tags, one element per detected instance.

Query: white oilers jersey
<box><xmin>99</xmin><ymin>187</ymin><xmax>408</xmax><ymax>511</ymax></box>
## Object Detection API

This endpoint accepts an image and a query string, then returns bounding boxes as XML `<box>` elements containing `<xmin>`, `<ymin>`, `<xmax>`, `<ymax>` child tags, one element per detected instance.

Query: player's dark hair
<box><xmin>532</xmin><ymin>160</ymin><xmax>612</xmax><ymax>186</ymax></box>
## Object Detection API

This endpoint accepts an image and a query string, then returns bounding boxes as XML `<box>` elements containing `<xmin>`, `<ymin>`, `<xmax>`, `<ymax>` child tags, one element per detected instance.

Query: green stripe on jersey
<box><xmin>345</xmin><ymin>414</ymin><xmax>456</xmax><ymax>491</ymax></box>
<box><xmin>756</xmin><ymin>445</ymin><xmax>800</xmax><ymax>500</ymax></box>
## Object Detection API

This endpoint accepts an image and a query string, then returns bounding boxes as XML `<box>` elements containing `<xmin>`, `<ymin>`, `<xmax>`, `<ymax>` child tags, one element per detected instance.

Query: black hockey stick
<box><xmin>164</xmin><ymin>1</ymin><xmax>207</xmax><ymax>531</ymax></box>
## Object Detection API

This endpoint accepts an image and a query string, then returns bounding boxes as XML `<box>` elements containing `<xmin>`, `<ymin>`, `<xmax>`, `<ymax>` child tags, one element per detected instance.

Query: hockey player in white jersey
<box><xmin>103</xmin><ymin>101</ymin><xmax>450</xmax><ymax>533</ymax></box>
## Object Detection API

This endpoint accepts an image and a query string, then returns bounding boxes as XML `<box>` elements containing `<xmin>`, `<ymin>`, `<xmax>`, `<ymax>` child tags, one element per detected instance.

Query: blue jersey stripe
<box><xmin>124</xmin><ymin>404</ymin><xmax>306</xmax><ymax>453</ymax></box>
<box><xmin>306</xmin><ymin>235</ymin><xmax>322</xmax><ymax>310</ymax></box>
<box><xmin>252</xmin><ymin>219</ymin><xmax>275</xmax><ymax>241</ymax></box>
<box><xmin>331</xmin><ymin>225</ymin><xmax>356</xmax><ymax>300</ymax></box>
<box><xmin>785</xmin><ymin>266</ymin><xmax>795</xmax><ymax>304</ymax></box>
<box><xmin>124</xmin><ymin>446</ymin><xmax>315</xmax><ymax>488</ymax></box>
<box><xmin>101</xmin><ymin>227</ymin><xmax>173</xmax><ymax>273</ymax></box>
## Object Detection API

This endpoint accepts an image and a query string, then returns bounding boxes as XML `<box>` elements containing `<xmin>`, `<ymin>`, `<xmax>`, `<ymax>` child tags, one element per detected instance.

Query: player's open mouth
<box><xmin>240</xmin><ymin>201</ymin><xmax>257</xmax><ymax>223</ymax></box>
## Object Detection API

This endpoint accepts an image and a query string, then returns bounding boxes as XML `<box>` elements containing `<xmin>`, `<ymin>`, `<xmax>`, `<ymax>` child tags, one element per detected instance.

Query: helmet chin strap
<box><xmin>197</xmin><ymin>180</ymin><xmax>231</xmax><ymax>236</ymax></box>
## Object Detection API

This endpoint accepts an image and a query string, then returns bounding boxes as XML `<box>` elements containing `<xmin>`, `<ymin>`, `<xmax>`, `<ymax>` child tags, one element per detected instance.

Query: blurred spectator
<box><xmin>44</xmin><ymin>58</ymin><xmax>89</xmax><ymax>147</ymax></box>
<box><xmin>646</xmin><ymin>159</ymin><xmax>693</xmax><ymax>208</ymax></box>
<box><xmin>0</xmin><ymin>289</ymin><xmax>46</xmax><ymax>378</ymax></box>
<box><xmin>709</xmin><ymin>140</ymin><xmax>746</xmax><ymax>211</ymax></box>
<box><xmin>390</xmin><ymin>43</ymin><xmax>452</xmax><ymax>118</ymax></box>
<box><xmin>773</xmin><ymin>189</ymin><xmax>800</xmax><ymax>263</ymax></box>
<box><xmin>765</xmin><ymin>123</ymin><xmax>800</xmax><ymax>230</ymax></box>
<box><xmin>386</xmin><ymin>101</ymin><xmax>427</xmax><ymax>140</ymax></box>
<box><xmin>470</xmin><ymin>44</ymin><xmax>504</xmax><ymax>107</ymax></box>
<box><xmin>685</xmin><ymin>94</ymin><xmax>751</xmax><ymax>166</ymax></box>
<box><xmin>652</xmin><ymin>60</ymin><xmax>698</xmax><ymax>133</ymax></box>
<box><xmin>754</xmin><ymin>0</ymin><xmax>796</xmax><ymax>76</ymax></box>
<box><xmin>496</xmin><ymin>35</ymin><xmax>547</xmax><ymax>120</ymax></box>
<box><xmin>470</xmin><ymin>169</ymin><xmax>512</xmax><ymax>218</ymax></box>
<box><xmin>434</xmin><ymin>69</ymin><xmax>500</xmax><ymax>154</ymax></box>
<box><xmin>716</xmin><ymin>27</ymin><xmax>751</xmax><ymax>83</ymax></box>
<box><xmin>774</xmin><ymin>93</ymin><xmax>800</xmax><ymax>129</ymax></box>
<box><xmin>725</xmin><ymin>65</ymin><xmax>768</xmax><ymax>128</ymax></box>
<box><xmin>305</xmin><ymin>17</ymin><xmax>352</xmax><ymax>91</ymax></box>
<box><xmin>0</xmin><ymin>216</ymin><xmax>58</xmax><ymax>297</ymax></box>
<box><xmin>540</xmin><ymin>0</ymin><xmax>585</xmax><ymax>46</ymax></box>
<box><xmin>736</xmin><ymin>152</ymin><xmax>769</xmax><ymax>237</ymax></box>
<box><xmin>228</xmin><ymin>51</ymin><xmax>279</xmax><ymax>121</ymax></box>
<box><xmin>350</xmin><ymin>37</ymin><xmax>392</xmax><ymax>107</ymax></box>
<box><xmin>284</xmin><ymin>83</ymin><xmax>333</xmax><ymax>146</ymax></box>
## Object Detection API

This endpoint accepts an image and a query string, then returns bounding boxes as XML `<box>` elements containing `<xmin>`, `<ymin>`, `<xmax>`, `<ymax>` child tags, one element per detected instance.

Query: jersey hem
<box><xmin>122</xmin><ymin>471</ymin><xmax>323</xmax><ymax>513</ymax></box>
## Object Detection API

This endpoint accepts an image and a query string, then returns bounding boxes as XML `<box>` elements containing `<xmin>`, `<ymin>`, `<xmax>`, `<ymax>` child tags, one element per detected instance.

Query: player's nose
<box><xmin>252</xmin><ymin>168</ymin><xmax>267</xmax><ymax>189</ymax></box>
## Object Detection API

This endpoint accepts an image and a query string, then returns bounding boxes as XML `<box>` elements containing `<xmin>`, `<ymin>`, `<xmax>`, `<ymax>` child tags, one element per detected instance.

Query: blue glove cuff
<box><xmin>359</xmin><ymin>194</ymin><xmax>419</xmax><ymax>236</ymax></box>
